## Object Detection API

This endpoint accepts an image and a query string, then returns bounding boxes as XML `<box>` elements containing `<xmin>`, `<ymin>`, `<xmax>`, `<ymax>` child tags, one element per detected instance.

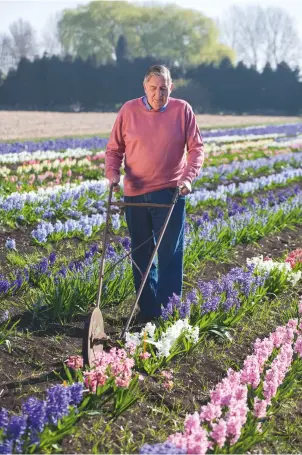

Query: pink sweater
<box><xmin>105</xmin><ymin>97</ymin><xmax>204</xmax><ymax>196</ymax></box>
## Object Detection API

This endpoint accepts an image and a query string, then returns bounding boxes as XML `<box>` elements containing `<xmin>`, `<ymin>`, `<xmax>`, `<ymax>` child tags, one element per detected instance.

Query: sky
<box><xmin>1</xmin><ymin>0</ymin><xmax>302</xmax><ymax>46</ymax></box>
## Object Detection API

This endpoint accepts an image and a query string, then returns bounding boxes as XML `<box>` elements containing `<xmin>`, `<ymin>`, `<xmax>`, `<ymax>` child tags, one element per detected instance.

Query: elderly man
<box><xmin>105</xmin><ymin>64</ymin><xmax>204</xmax><ymax>323</ymax></box>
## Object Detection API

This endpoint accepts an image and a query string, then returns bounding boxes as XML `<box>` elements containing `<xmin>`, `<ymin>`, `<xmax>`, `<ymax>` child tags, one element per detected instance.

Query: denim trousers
<box><xmin>124</xmin><ymin>188</ymin><xmax>186</xmax><ymax>319</ymax></box>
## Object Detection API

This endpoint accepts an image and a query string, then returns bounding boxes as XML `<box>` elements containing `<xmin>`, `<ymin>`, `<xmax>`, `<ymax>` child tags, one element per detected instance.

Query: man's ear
<box><xmin>170</xmin><ymin>82</ymin><xmax>174</xmax><ymax>92</ymax></box>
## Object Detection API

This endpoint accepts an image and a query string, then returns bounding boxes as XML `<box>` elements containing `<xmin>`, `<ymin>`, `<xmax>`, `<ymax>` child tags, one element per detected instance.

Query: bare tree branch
<box><xmin>40</xmin><ymin>13</ymin><xmax>64</xmax><ymax>57</ymax></box>
<box><xmin>0</xmin><ymin>33</ymin><xmax>17</xmax><ymax>74</ymax></box>
<box><xmin>218</xmin><ymin>4</ymin><xmax>302</xmax><ymax>70</ymax></box>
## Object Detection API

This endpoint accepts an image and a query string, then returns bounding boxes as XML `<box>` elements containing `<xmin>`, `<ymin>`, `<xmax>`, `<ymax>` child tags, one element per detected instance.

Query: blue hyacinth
<box><xmin>45</xmin><ymin>384</ymin><xmax>71</xmax><ymax>426</ymax></box>
<box><xmin>140</xmin><ymin>442</ymin><xmax>186</xmax><ymax>454</ymax></box>
<box><xmin>22</xmin><ymin>397</ymin><xmax>47</xmax><ymax>434</ymax></box>
<box><xmin>5</xmin><ymin>238</ymin><xmax>16</xmax><ymax>250</ymax></box>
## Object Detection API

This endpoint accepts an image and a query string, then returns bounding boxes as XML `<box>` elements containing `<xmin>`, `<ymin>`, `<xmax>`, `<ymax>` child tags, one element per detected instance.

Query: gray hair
<box><xmin>143</xmin><ymin>64</ymin><xmax>172</xmax><ymax>86</ymax></box>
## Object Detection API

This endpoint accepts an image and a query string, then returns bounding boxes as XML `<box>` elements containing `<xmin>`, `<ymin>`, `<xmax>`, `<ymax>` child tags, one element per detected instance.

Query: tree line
<box><xmin>0</xmin><ymin>52</ymin><xmax>301</xmax><ymax>115</ymax></box>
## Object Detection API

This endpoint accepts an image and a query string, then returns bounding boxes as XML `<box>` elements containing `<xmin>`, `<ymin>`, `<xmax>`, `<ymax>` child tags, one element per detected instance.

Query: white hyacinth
<box><xmin>125</xmin><ymin>319</ymin><xmax>199</xmax><ymax>358</ymax></box>
<box><xmin>246</xmin><ymin>256</ymin><xmax>301</xmax><ymax>286</ymax></box>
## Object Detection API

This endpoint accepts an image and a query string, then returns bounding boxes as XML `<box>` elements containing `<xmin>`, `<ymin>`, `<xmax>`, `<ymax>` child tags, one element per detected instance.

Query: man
<box><xmin>105</xmin><ymin>64</ymin><xmax>204</xmax><ymax>322</ymax></box>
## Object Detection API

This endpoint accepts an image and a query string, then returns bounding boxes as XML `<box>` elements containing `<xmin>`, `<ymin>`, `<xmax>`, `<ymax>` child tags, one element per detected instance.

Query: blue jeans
<box><xmin>124</xmin><ymin>188</ymin><xmax>186</xmax><ymax>319</ymax></box>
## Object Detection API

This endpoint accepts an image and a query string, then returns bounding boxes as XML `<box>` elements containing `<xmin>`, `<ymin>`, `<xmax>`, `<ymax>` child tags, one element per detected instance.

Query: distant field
<box><xmin>0</xmin><ymin>110</ymin><xmax>301</xmax><ymax>141</ymax></box>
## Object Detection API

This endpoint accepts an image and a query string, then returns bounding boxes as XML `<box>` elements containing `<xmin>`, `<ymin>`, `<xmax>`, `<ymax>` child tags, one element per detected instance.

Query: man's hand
<box><xmin>178</xmin><ymin>181</ymin><xmax>191</xmax><ymax>196</ymax></box>
<box><xmin>109</xmin><ymin>175</ymin><xmax>121</xmax><ymax>193</ymax></box>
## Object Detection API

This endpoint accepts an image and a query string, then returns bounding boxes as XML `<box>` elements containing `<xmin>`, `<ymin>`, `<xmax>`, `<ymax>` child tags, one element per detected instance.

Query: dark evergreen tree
<box><xmin>116</xmin><ymin>35</ymin><xmax>129</xmax><ymax>63</ymax></box>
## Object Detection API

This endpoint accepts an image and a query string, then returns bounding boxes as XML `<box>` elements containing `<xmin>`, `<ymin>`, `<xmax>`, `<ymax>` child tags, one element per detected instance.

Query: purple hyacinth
<box><xmin>0</xmin><ymin>279</ymin><xmax>10</xmax><ymax>294</ymax></box>
<box><xmin>45</xmin><ymin>384</ymin><xmax>71</xmax><ymax>426</ymax></box>
<box><xmin>7</xmin><ymin>415</ymin><xmax>27</xmax><ymax>453</ymax></box>
<box><xmin>22</xmin><ymin>397</ymin><xmax>47</xmax><ymax>433</ymax></box>
<box><xmin>0</xmin><ymin>310</ymin><xmax>9</xmax><ymax>324</ymax></box>
<box><xmin>89</xmin><ymin>244</ymin><xmax>98</xmax><ymax>254</ymax></box>
<box><xmin>105</xmin><ymin>244</ymin><xmax>117</xmax><ymax>260</ymax></box>
<box><xmin>0</xmin><ymin>408</ymin><xmax>9</xmax><ymax>434</ymax></box>
<box><xmin>140</xmin><ymin>442</ymin><xmax>186</xmax><ymax>454</ymax></box>
<box><xmin>0</xmin><ymin>439</ymin><xmax>13</xmax><ymax>455</ymax></box>
<box><xmin>161</xmin><ymin>293</ymin><xmax>182</xmax><ymax>320</ymax></box>
<box><xmin>35</xmin><ymin>258</ymin><xmax>49</xmax><ymax>274</ymax></box>
<box><xmin>5</xmin><ymin>238</ymin><xmax>16</xmax><ymax>250</ymax></box>
<box><xmin>161</xmin><ymin>300</ymin><xmax>174</xmax><ymax>320</ymax></box>
<box><xmin>201</xmin><ymin>296</ymin><xmax>221</xmax><ymax>314</ymax></box>
<box><xmin>121</xmin><ymin>236</ymin><xmax>131</xmax><ymax>251</ymax></box>
<box><xmin>85</xmin><ymin>244</ymin><xmax>98</xmax><ymax>259</ymax></box>
<box><xmin>223</xmin><ymin>297</ymin><xmax>238</xmax><ymax>311</ymax></box>
<box><xmin>69</xmin><ymin>382</ymin><xmax>84</xmax><ymax>406</ymax></box>
<box><xmin>179</xmin><ymin>299</ymin><xmax>191</xmax><ymax>319</ymax></box>
<box><xmin>186</xmin><ymin>289</ymin><xmax>198</xmax><ymax>305</ymax></box>
<box><xmin>198</xmin><ymin>281</ymin><xmax>214</xmax><ymax>300</ymax></box>
<box><xmin>0</xmin><ymin>136</ymin><xmax>108</xmax><ymax>155</ymax></box>
<box><xmin>57</xmin><ymin>267</ymin><xmax>67</xmax><ymax>278</ymax></box>
<box><xmin>48</xmin><ymin>252</ymin><xmax>56</xmax><ymax>265</ymax></box>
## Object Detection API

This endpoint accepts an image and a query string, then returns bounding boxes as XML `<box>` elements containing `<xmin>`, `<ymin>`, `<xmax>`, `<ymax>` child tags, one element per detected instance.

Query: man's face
<box><xmin>143</xmin><ymin>75</ymin><xmax>173</xmax><ymax>111</ymax></box>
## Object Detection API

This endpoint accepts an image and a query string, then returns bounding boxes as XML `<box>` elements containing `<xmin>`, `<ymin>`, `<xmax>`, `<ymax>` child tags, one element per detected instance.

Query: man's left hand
<box><xmin>178</xmin><ymin>181</ymin><xmax>191</xmax><ymax>196</ymax></box>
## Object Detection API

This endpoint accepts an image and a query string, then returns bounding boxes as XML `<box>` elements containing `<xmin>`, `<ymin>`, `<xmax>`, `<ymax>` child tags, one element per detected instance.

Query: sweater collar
<box><xmin>142</xmin><ymin>96</ymin><xmax>168</xmax><ymax>112</ymax></box>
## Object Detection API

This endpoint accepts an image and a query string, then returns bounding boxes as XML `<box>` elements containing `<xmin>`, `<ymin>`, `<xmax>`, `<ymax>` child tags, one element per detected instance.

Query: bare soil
<box><xmin>0</xmin><ymin>111</ymin><xmax>301</xmax><ymax>140</ymax></box>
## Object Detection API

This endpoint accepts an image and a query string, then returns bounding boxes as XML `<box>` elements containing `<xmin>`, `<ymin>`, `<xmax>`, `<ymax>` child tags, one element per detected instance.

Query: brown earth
<box><xmin>0</xmin><ymin>111</ymin><xmax>301</xmax><ymax>140</ymax></box>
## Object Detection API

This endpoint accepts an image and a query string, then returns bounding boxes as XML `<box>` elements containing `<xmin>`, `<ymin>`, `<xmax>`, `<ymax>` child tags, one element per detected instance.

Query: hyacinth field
<box><xmin>1</xmin><ymin>122</ymin><xmax>302</xmax><ymax>454</ymax></box>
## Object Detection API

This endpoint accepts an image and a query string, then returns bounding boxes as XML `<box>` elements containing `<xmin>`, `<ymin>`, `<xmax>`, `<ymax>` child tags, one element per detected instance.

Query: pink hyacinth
<box><xmin>285</xmin><ymin>248</ymin><xmax>302</xmax><ymax>268</ymax></box>
<box><xmin>253</xmin><ymin>397</ymin><xmax>269</xmax><ymax>419</ymax></box>
<box><xmin>163</xmin><ymin>380</ymin><xmax>174</xmax><ymax>391</ymax></box>
<box><xmin>294</xmin><ymin>336</ymin><xmax>302</xmax><ymax>357</ymax></box>
<box><xmin>150</xmin><ymin>316</ymin><xmax>301</xmax><ymax>454</ymax></box>
<box><xmin>226</xmin><ymin>414</ymin><xmax>246</xmax><ymax>445</ymax></box>
<box><xmin>210</xmin><ymin>418</ymin><xmax>227</xmax><ymax>448</ymax></box>
<box><xmin>186</xmin><ymin>429</ymin><xmax>209</xmax><ymax>454</ymax></box>
<box><xmin>298</xmin><ymin>301</ymin><xmax>302</xmax><ymax>314</ymax></box>
<box><xmin>253</xmin><ymin>337</ymin><xmax>274</xmax><ymax>367</ymax></box>
<box><xmin>139</xmin><ymin>352</ymin><xmax>151</xmax><ymax>360</ymax></box>
<box><xmin>161</xmin><ymin>370</ymin><xmax>174</xmax><ymax>380</ymax></box>
<box><xmin>200</xmin><ymin>403</ymin><xmax>222</xmax><ymax>422</ymax></box>
<box><xmin>269</xmin><ymin>326</ymin><xmax>288</xmax><ymax>347</ymax></box>
<box><xmin>169</xmin><ymin>413</ymin><xmax>209</xmax><ymax>455</ymax></box>
<box><xmin>126</xmin><ymin>341</ymin><xmax>137</xmax><ymax>355</ymax></box>
<box><xmin>65</xmin><ymin>355</ymin><xmax>83</xmax><ymax>370</ymax></box>
<box><xmin>168</xmin><ymin>432</ymin><xmax>188</xmax><ymax>449</ymax></box>
<box><xmin>240</xmin><ymin>355</ymin><xmax>261</xmax><ymax>388</ymax></box>
<box><xmin>263</xmin><ymin>343</ymin><xmax>293</xmax><ymax>402</ymax></box>
<box><xmin>185</xmin><ymin>412</ymin><xmax>201</xmax><ymax>434</ymax></box>
<box><xmin>83</xmin><ymin>348</ymin><xmax>134</xmax><ymax>393</ymax></box>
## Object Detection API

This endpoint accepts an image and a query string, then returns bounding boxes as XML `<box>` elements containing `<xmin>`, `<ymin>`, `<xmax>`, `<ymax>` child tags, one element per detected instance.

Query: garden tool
<box><xmin>82</xmin><ymin>184</ymin><xmax>179</xmax><ymax>367</ymax></box>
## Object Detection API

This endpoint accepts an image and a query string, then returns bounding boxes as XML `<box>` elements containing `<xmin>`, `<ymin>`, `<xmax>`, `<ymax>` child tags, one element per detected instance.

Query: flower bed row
<box><xmin>140</xmin><ymin>300</ymin><xmax>302</xmax><ymax>454</ymax></box>
<box><xmin>1</xmin><ymin>254</ymin><xmax>301</xmax><ymax>453</ymax></box>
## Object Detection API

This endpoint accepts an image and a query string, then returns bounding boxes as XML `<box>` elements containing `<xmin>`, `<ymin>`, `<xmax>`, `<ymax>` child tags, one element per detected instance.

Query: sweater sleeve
<box><xmin>105</xmin><ymin>108</ymin><xmax>126</xmax><ymax>180</ymax></box>
<box><xmin>179</xmin><ymin>104</ymin><xmax>204</xmax><ymax>187</ymax></box>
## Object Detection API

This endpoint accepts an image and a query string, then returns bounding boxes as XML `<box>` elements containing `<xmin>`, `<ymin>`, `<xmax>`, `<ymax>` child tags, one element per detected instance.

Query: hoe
<box><xmin>82</xmin><ymin>184</ymin><xmax>179</xmax><ymax>366</ymax></box>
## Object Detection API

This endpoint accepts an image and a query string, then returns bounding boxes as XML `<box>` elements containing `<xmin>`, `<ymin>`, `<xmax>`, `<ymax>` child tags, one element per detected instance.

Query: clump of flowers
<box><xmin>83</xmin><ymin>347</ymin><xmax>135</xmax><ymax>392</ymax></box>
<box><xmin>125</xmin><ymin>320</ymin><xmax>199</xmax><ymax>359</ymax></box>
<box><xmin>0</xmin><ymin>383</ymin><xmax>83</xmax><ymax>453</ymax></box>
<box><xmin>65</xmin><ymin>355</ymin><xmax>83</xmax><ymax>370</ymax></box>
<box><xmin>140</xmin><ymin>312</ymin><xmax>302</xmax><ymax>455</ymax></box>
<box><xmin>5</xmin><ymin>238</ymin><xmax>16</xmax><ymax>250</ymax></box>
<box><xmin>247</xmin><ymin>255</ymin><xmax>302</xmax><ymax>285</ymax></box>
<box><xmin>160</xmin><ymin>369</ymin><xmax>174</xmax><ymax>391</ymax></box>
<box><xmin>285</xmin><ymin>248</ymin><xmax>302</xmax><ymax>269</ymax></box>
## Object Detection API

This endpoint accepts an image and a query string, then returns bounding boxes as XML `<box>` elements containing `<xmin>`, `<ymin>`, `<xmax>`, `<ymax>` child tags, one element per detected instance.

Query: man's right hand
<box><xmin>109</xmin><ymin>175</ymin><xmax>121</xmax><ymax>192</ymax></box>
